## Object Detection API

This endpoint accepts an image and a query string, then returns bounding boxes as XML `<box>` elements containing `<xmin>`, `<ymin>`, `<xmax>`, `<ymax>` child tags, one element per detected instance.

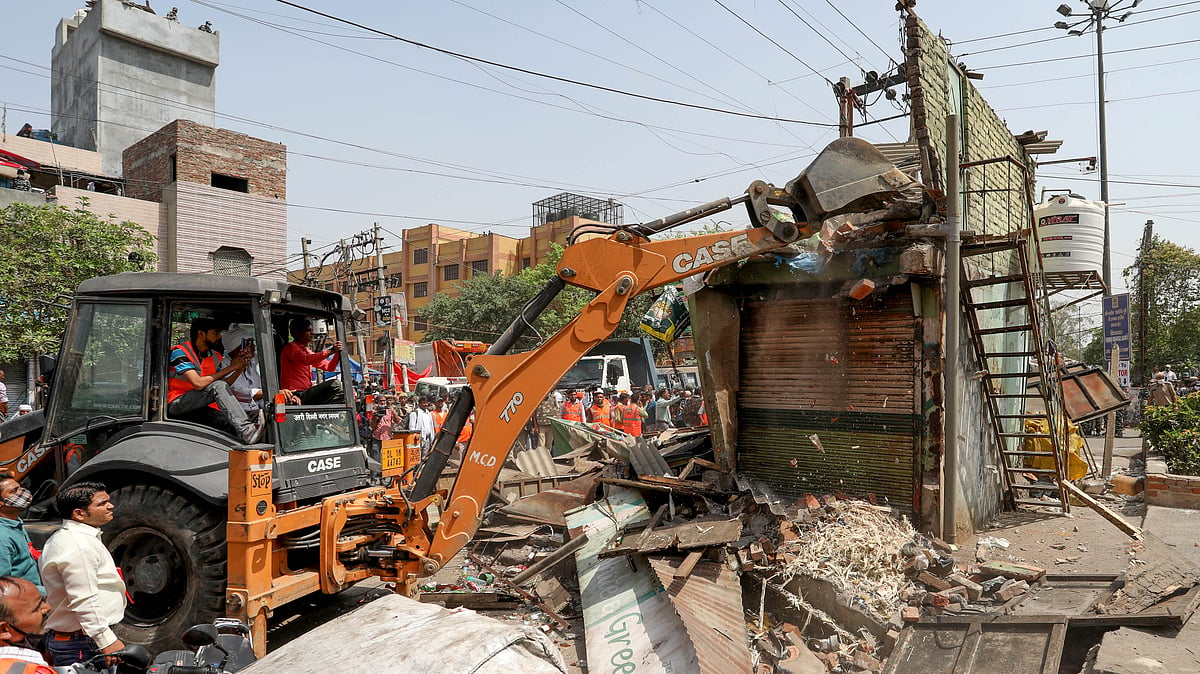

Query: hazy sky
<box><xmin>2</xmin><ymin>0</ymin><xmax>1194</xmax><ymax>313</ymax></box>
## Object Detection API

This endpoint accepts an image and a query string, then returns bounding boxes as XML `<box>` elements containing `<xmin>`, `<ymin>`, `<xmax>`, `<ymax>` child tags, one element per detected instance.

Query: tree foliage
<box><xmin>1125</xmin><ymin>235</ymin><xmax>1200</xmax><ymax>377</ymax></box>
<box><xmin>1141</xmin><ymin>392</ymin><xmax>1200</xmax><ymax>475</ymax></box>
<box><xmin>419</xmin><ymin>244</ymin><xmax>655</xmax><ymax>350</ymax></box>
<box><xmin>0</xmin><ymin>200</ymin><xmax>156</xmax><ymax>360</ymax></box>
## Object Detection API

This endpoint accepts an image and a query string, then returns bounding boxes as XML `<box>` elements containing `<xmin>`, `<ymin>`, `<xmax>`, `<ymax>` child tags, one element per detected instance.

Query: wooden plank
<box><xmin>674</xmin><ymin>551</ymin><xmax>704</xmax><ymax>579</ymax></box>
<box><xmin>417</xmin><ymin>593</ymin><xmax>520</xmax><ymax>610</ymax></box>
<box><xmin>979</xmin><ymin>561</ymin><xmax>1047</xmax><ymax>582</ymax></box>
<box><xmin>1061</xmin><ymin>480</ymin><xmax>1142</xmax><ymax>538</ymax></box>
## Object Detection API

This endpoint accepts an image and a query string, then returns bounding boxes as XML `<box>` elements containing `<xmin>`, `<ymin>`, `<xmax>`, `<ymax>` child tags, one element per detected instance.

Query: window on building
<box><xmin>521</xmin><ymin>257</ymin><xmax>532</xmax><ymax>270</ymax></box>
<box><xmin>211</xmin><ymin>246</ymin><xmax>252</xmax><ymax>276</ymax></box>
<box><xmin>413</xmin><ymin>248</ymin><xmax>428</xmax><ymax>265</ymax></box>
<box><xmin>169</xmin><ymin>154</ymin><xmax>177</xmax><ymax>183</ymax></box>
<box><xmin>211</xmin><ymin>173</ymin><xmax>249</xmax><ymax>193</ymax></box>
<box><xmin>323</xmin><ymin>282</ymin><xmax>334</xmax><ymax>292</ymax></box>
<box><xmin>412</xmin><ymin>316</ymin><xmax>429</xmax><ymax>332</ymax></box>
<box><xmin>470</xmin><ymin>260</ymin><xmax>489</xmax><ymax>276</ymax></box>
<box><xmin>413</xmin><ymin>282</ymin><xmax>428</xmax><ymax>298</ymax></box>
<box><xmin>443</xmin><ymin>265</ymin><xmax>459</xmax><ymax>281</ymax></box>
<box><xmin>386</xmin><ymin>272</ymin><xmax>404</xmax><ymax>289</ymax></box>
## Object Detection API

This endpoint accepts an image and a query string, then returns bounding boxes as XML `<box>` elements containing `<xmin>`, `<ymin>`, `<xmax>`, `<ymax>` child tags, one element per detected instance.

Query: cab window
<box><xmin>47</xmin><ymin>302</ymin><xmax>149</xmax><ymax>437</ymax></box>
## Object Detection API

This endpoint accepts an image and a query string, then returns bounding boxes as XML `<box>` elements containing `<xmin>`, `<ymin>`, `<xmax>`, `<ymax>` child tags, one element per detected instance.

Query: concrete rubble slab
<box><xmin>1090</xmin><ymin>625</ymin><xmax>1200</xmax><ymax>674</ymax></box>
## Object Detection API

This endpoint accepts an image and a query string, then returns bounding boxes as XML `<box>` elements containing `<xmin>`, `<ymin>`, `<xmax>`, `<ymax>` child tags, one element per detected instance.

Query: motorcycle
<box><xmin>147</xmin><ymin>619</ymin><xmax>257</xmax><ymax>674</ymax></box>
<box><xmin>53</xmin><ymin>644</ymin><xmax>152</xmax><ymax>674</ymax></box>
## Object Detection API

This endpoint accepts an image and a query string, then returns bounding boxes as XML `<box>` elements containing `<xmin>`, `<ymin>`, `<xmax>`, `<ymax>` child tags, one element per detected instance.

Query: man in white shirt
<box><xmin>407</xmin><ymin>398</ymin><xmax>436</xmax><ymax>457</ymax></box>
<box><xmin>0</xmin><ymin>576</ymin><xmax>54</xmax><ymax>673</ymax></box>
<box><xmin>0</xmin><ymin>370</ymin><xmax>8</xmax><ymax>419</ymax></box>
<box><xmin>221</xmin><ymin>326</ymin><xmax>298</xmax><ymax>414</ymax></box>
<box><xmin>38</xmin><ymin>482</ymin><xmax>127</xmax><ymax>667</ymax></box>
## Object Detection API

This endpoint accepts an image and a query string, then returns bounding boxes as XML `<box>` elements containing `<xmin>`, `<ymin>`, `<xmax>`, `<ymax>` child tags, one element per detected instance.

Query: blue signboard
<box><xmin>1102</xmin><ymin>293</ymin><xmax>1131</xmax><ymax>363</ymax></box>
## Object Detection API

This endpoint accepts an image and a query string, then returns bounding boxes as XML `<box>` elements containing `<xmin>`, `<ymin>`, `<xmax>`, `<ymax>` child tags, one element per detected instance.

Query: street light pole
<box><xmin>1055</xmin><ymin>0</ymin><xmax>1141</xmax><ymax>293</ymax></box>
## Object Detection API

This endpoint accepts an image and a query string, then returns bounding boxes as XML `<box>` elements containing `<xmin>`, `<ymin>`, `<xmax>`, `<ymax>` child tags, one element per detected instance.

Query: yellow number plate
<box><xmin>380</xmin><ymin>439</ymin><xmax>406</xmax><ymax>477</ymax></box>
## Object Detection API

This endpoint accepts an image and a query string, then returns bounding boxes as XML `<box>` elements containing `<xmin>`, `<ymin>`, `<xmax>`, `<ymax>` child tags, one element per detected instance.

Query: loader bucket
<box><xmin>786</xmin><ymin>137</ymin><xmax>912</xmax><ymax>223</ymax></box>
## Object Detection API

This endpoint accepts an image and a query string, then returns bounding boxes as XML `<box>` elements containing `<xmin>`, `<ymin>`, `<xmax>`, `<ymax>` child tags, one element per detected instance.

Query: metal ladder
<box><xmin>960</xmin><ymin>237</ymin><xmax>1070</xmax><ymax>512</ymax></box>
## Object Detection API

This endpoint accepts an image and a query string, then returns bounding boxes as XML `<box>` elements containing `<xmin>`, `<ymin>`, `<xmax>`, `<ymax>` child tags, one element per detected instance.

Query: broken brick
<box><xmin>902</xmin><ymin>606</ymin><xmax>921</xmax><ymax>622</ymax></box>
<box><xmin>995</xmin><ymin>579</ymin><xmax>1030</xmax><ymax>602</ymax></box>
<box><xmin>949</xmin><ymin>573</ymin><xmax>983</xmax><ymax>601</ymax></box>
<box><xmin>917</xmin><ymin>571</ymin><xmax>951</xmax><ymax>591</ymax></box>
<box><xmin>848</xmin><ymin>278</ymin><xmax>876</xmax><ymax>300</ymax></box>
<box><xmin>884</xmin><ymin>629</ymin><xmax>900</xmax><ymax>652</ymax></box>
<box><xmin>850</xmin><ymin>650</ymin><xmax>882</xmax><ymax>672</ymax></box>
<box><xmin>924</xmin><ymin>592</ymin><xmax>950</xmax><ymax>607</ymax></box>
<box><xmin>749</xmin><ymin>541</ymin><xmax>766</xmax><ymax>562</ymax></box>
<box><xmin>804</xmin><ymin>494</ymin><xmax>821</xmax><ymax>510</ymax></box>
<box><xmin>821</xmin><ymin>494</ymin><xmax>838</xmax><ymax>507</ymax></box>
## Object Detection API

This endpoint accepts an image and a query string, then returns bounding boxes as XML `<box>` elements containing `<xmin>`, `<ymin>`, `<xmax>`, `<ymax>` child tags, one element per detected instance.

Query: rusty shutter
<box><xmin>737</xmin><ymin>287</ymin><xmax>921</xmax><ymax>512</ymax></box>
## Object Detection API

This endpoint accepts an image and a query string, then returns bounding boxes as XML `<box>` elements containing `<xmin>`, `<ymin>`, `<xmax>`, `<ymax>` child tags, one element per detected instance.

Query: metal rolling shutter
<box><xmin>737</xmin><ymin>288</ymin><xmax>921</xmax><ymax>512</ymax></box>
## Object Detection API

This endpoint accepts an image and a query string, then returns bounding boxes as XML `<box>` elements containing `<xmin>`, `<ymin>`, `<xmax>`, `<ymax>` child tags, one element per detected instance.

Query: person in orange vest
<box><xmin>0</xmin><ymin>576</ymin><xmax>55</xmax><ymax>673</ymax></box>
<box><xmin>431</xmin><ymin>400</ymin><xmax>448</xmax><ymax>435</ymax></box>
<box><xmin>561</xmin><ymin>391</ymin><xmax>584</xmax><ymax>422</ymax></box>
<box><xmin>610</xmin><ymin>395</ymin><xmax>627</xmax><ymax>433</ymax></box>
<box><xmin>167</xmin><ymin>317</ymin><xmax>263</xmax><ymax>444</ymax></box>
<box><xmin>587</xmin><ymin>389</ymin><xmax>613</xmax><ymax>428</ymax></box>
<box><xmin>617</xmin><ymin>392</ymin><xmax>646</xmax><ymax>437</ymax></box>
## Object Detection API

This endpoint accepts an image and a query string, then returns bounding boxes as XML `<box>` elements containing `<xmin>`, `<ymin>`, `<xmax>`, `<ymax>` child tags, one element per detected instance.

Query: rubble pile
<box><xmin>775</xmin><ymin>499</ymin><xmax>920</xmax><ymax>624</ymax></box>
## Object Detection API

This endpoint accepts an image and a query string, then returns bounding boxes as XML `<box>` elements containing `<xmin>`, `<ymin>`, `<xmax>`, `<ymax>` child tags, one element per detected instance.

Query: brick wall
<box><xmin>905</xmin><ymin>11</ymin><xmax>1033</xmax><ymax>238</ymax></box>
<box><xmin>122</xmin><ymin>119</ymin><xmax>286</xmax><ymax>202</ymax></box>
<box><xmin>1145</xmin><ymin>453</ymin><xmax>1200</xmax><ymax>508</ymax></box>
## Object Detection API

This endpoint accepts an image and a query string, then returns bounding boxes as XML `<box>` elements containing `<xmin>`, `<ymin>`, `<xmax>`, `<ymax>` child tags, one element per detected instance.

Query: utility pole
<box><xmin>837</xmin><ymin>76</ymin><xmax>854</xmax><ymax>138</ymax></box>
<box><xmin>374</xmin><ymin>222</ymin><xmax>392</xmax><ymax>391</ymax></box>
<box><xmin>300</xmin><ymin>237</ymin><xmax>312</xmax><ymax>283</ymax></box>
<box><xmin>1095</xmin><ymin>8</ymin><xmax>1111</xmax><ymax>290</ymax></box>
<box><xmin>1055</xmin><ymin>0</ymin><xmax>1141</xmax><ymax>291</ymax></box>
<box><xmin>1137</xmin><ymin>220</ymin><xmax>1153</xmax><ymax>386</ymax></box>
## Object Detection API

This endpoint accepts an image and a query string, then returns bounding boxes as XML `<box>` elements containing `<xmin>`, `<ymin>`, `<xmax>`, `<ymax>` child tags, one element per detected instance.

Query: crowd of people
<box><xmin>554</xmin><ymin>385</ymin><xmax>706</xmax><ymax>437</ymax></box>
<box><xmin>349</xmin><ymin>381</ymin><xmax>709</xmax><ymax>463</ymax></box>
<box><xmin>0</xmin><ymin>479</ymin><xmax>127</xmax><ymax>671</ymax></box>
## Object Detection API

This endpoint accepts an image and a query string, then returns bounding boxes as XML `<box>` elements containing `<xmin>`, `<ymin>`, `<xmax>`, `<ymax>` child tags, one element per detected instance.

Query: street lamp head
<box><xmin>1117</xmin><ymin>11</ymin><xmax>1133</xmax><ymax>21</ymax></box>
<box><xmin>1054</xmin><ymin>20</ymin><xmax>1070</xmax><ymax>29</ymax></box>
<box><xmin>1057</xmin><ymin>4</ymin><xmax>1074</xmax><ymax>16</ymax></box>
<box><xmin>1068</xmin><ymin>29</ymin><xmax>1085</xmax><ymax>35</ymax></box>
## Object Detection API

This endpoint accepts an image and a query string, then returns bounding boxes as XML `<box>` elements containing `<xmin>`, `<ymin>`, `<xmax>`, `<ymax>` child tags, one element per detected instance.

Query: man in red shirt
<box><xmin>280</xmin><ymin>318</ymin><xmax>345</xmax><ymax>405</ymax></box>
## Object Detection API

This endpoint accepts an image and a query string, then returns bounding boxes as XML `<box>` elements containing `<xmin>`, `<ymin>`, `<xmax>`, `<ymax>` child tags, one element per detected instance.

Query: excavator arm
<box><xmin>400</xmin><ymin>136</ymin><xmax>912</xmax><ymax>576</ymax></box>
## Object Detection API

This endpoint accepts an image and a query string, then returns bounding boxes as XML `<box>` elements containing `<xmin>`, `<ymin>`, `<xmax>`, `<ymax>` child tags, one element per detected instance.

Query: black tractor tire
<box><xmin>105</xmin><ymin>484</ymin><xmax>226</xmax><ymax>654</ymax></box>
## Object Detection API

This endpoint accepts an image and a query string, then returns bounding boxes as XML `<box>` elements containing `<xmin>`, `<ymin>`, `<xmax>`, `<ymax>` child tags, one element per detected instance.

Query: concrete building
<box><xmin>124</xmin><ymin>120</ymin><xmax>287</xmax><ymax>277</ymax></box>
<box><xmin>0</xmin><ymin>119</ymin><xmax>288</xmax><ymax>280</ymax></box>
<box><xmin>288</xmin><ymin>205</ymin><xmax>624</xmax><ymax>370</ymax></box>
<box><xmin>52</xmin><ymin>0</ymin><xmax>218</xmax><ymax>175</ymax></box>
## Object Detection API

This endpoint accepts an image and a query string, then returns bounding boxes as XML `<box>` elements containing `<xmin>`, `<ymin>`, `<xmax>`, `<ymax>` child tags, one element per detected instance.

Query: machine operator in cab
<box><xmin>167</xmin><ymin>317</ymin><xmax>264</xmax><ymax>444</ymax></box>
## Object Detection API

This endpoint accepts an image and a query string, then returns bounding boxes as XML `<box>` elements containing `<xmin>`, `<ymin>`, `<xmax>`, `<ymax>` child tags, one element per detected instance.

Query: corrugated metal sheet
<box><xmin>629</xmin><ymin>438</ymin><xmax>672</xmax><ymax>478</ymax></box>
<box><xmin>737</xmin><ymin>289</ymin><xmax>921</xmax><ymax>512</ymax></box>
<box><xmin>647</xmin><ymin>557</ymin><xmax>754</xmax><ymax>674</ymax></box>
<box><xmin>565</xmin><ymin>489</ymin><xmax>701</xmax><ymax>674</ymax></box>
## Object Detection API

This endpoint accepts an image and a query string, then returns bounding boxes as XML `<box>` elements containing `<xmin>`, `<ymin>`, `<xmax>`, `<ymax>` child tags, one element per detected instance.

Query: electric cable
<box><xmin>267</xmin><ymin>0</ymin><xmax>837</xmax><ymax>126</ymax></box>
